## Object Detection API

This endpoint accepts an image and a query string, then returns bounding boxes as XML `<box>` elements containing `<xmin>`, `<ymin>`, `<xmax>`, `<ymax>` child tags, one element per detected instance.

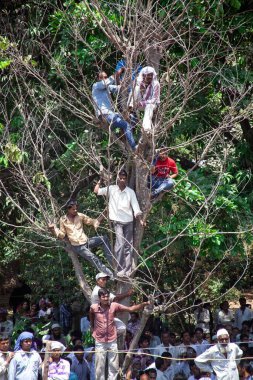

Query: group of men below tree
<box><xmin>49</xmin><ymin>146</ymin><xmax>178</xmax><ymax>278</ymax></box>
<box><xmin>1</xmin><ymin>291</ymin><xmax>253</xmax><ymax>380</ymax></box>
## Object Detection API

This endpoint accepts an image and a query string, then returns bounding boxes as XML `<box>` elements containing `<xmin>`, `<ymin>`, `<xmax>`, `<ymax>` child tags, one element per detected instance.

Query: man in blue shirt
<box><xmin>92</xmin><ymin>71</ymin><xmax>137</xmax><ymax>151</ymax></box>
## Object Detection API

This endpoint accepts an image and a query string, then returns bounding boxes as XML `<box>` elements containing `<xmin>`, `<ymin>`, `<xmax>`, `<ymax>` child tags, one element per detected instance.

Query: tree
<box><xmin>0</xmin><ymin>0</ymin><xmax>253</xmax><ymax>373</ymax></box>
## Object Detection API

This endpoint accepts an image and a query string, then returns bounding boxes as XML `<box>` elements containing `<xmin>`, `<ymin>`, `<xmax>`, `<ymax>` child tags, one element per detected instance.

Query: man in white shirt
<box><xmin>153</xmin><ymin>331</ymin><xmax>179</xmax><ymax>359</ymax></box>
<box><xmin>0</xmin><ymin>336</ymin><xmax>14</xmax><ymax>380</ymax></box>
<box><xmin>194</xmin><ymin>300</ymin><xmax>210</xmax><ymax>334</ymax></box>
<box><xmin>194</xmin><ymin>328</ymin><xmax>209</xmax><ymax>356</ymax></box>
<box><xmin>234</xmin><ymin>297</ymin><xmax>252</xmax><ymax>330</ymax></box>
<box><xmin>195</xmin><ymin>328</ymin><xmax>242</xmax><ymax>380</ymax></box>
<box><xmin>94</xmin><ymin>170</ymin><xmax>144</xmax><ymax>277</ymax></box>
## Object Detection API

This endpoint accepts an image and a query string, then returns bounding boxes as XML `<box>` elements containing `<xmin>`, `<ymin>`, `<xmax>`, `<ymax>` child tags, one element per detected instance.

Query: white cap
<box><xmin>96</xmin><ymin>273</ymin><xmax>110</xmax><ymax>281</ymax></box>
<box><xmin>217</xmin><ymin>328</ymin><xmax>229</xmax><ymax>337</ymax></box>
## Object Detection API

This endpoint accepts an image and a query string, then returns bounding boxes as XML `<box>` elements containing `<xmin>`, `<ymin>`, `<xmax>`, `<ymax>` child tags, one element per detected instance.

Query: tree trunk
<box><xmin>42</xmin><ymin>341</ymin><xmax>51</xmax><ymax>380</ymax></box>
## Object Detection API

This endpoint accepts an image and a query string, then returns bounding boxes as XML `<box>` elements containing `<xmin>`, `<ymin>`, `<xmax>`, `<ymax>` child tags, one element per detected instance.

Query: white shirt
<box><xmin>194</xmin><ymin>340</ymin><xmax>210</xmax><ymax>356</ymax></box>
<box><xmin>97</xmin><ymin>185</ymin><xmax>142</xmax><ymax>223</ymax></box>
<box><xmin>90</xmin><ymin>285</ymin><xmax>115</xmax><ymax>305</ymax></box>
<box><xmin>0</xmin><ymin>352</ymin><xmax>9</xmax><ymax>380</ymax></box>
<box><xmin>153</xmin><ymin>344</ymin><xmax>179</xmax><ymax>359</ymax></box>
<box><xmin>195</xmin><ymin>343</ymin><xmax>243</xmax><ymax>380</ymax></box>
<box><xmin>234</xmin><ymin>307</ymin><xmax>252</xmax><ymax>329</ymax></box>
<box><xmin>216</xmin><ymin>309</ymin><xmax>234</xmax><ymax>326</ymax></box>
<box><xmin>146</xmin><ymin>362</ymin><xmax>167</xmax><ymax>380</ymax></box>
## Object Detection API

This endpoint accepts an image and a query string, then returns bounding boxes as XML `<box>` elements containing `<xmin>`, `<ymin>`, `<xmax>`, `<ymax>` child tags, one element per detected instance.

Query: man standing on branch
<box><xmin>94</xmin><ymin>170</ymin><xmax>145</xmax><ymax>277</ymax></box>
<box><xmin>89</xmin><ymin>288</ymin><xmax>149</xmax><ymax>380</ymax></box>
<box><xmin>150</xmin><ymin>147</ymin><xmax>178</xmax><ymax>199</ymax></box>
<box><xmin>48</xmin><ymin>200</ymin><xmax>113</xmax><ymax>277</ymax></box>
<box><xmin>195</xmin><ymin>328</ymin><xmax>243</xmax><ymax>380</ymax></box>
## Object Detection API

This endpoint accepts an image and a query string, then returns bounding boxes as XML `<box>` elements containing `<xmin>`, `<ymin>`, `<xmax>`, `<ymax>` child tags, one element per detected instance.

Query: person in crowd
<box><xmin>94</xmin><ymin>169</ymin><xmax>145</xmax><ymax>277</ymax></box>
<box><xmin>48</xmin><ymin>199</ymin><xmax>113</xmax><ymax>277</ymax></box>
<box><xmin>80</xmin><ymin>308</ymin><xmax>90</xmax><ymax>335</ymax></box>
<box><xmin>143</xmin><ymin>328</ymin><xmax>161</xmax><ymax>355</ymax></box>
<box><xmin>8</xmin><ymin>331</ymin><xmax>41</xmax><ymax>380</ymax></box>
<box><xmin>38</xmin><ymin>299</ymin><xmax>48</xmax><ymax>319</ymax></box>
<box><xmin>60</xmin><ymin>302</ymin><xmax>72</xmax><ymax>335</ymax></box>
<box><xmin>177</xmin><ymin>331</ymin><xmax>194</xmax><ymax>358</ymax></box>
<box><xmin>126</xmin><ymin>357</ymin><xmax>142</xmax><ymax>380</ymax></box>
<box><xmin>0</xmin><ymin>336</ymin><xmax>14</xmax><ymax>380</ymax></box>
<box><xmin>9</xmin><ymin>280</ymin><xmax>31</xmax><ymax>317</ymax></box>
<box><xmin>46</xmin><ymin>341</ymin><xmax>70</xmax><ymax>380</ymax></box>
<box><xmin>238</xmin><ymin>360</ymin><xmax>253</xmax><ymax>379</ymax></box>
<box><xmin>64</xmin><ymin>358</ymin><xmax>78</xmax><ymax>380</ymax></box>
<box><xmin>136</xmin><ymin>335</ymin><xmax>154</xmax><ymax>370</ymax></box>
<box><xmin>235</xmin><ymin>297</ymin><xmax>252</xmax><ymax>330</ymax></box>
<box><xmin>0</xmin><ymin>310</ymin><xmax>13</xmax><ymax>338</ymax></box>
<box><xmin>216</xmin><ymin>300</ymin><xmax>235</xmax><ymax>327</ymax></box>
<box><xmin>128</xmin><ymin>66</ymin><xmax>160</xmax><ymax>133</ymax></box>
<box><xmin>127</xmin><ymin>312</ymin><xmax>141</xmax><ymax>336</ymax></box>
<box><xmin>195</xmin><ymin>328</ymin><xmax>243</xmax><ymax>380</ymax></box>
<box><xmin>146</xmin><ymin>357</ymin><xmax>167</xmax><ymax>380</ymax></box>
<box><xmin>194</xmin><ymin>300</ymin><xmax>210</xmax><ymax>334</ymax></box>
<box><xmin>194</xmin><ymin>328</ymin><xmax>209</xmax><ymax>356</ymax></box>
<box><xmin>67</xmin><ymin>345</ymin><xmax>89</xmax><ymax>380</ymax></box>
<box><xmin>145</xmin><ymin>368</ymin><xmax>157</xmax><ymax>379</ymax></box>
<box><xmin>149</xmin><ymin>147</ymin><xmax>178</xmax><ymax>199</ymax></box>
<box><xmin>89</xmin><ymin>288</ymin><xmax>149</xmax><ymax>380</ymax></box>
<box><xmin>15</xmin><ymin>300</ymin><xmax>31</xmax><ymax>321</ymax></box>
<box><xmin>92</xmin><ymin>71</ymin><xmax>138</xmax><ymax>151</ymax></box>
<box><xmin>43</xmin><ymin>323</ymin><xmax>67</xmax><ymax>346</ymax></box>
<box><xmin>153</xmin><ymin>330</ymin><xmax>178</xmax><ymax>359</ymax></box>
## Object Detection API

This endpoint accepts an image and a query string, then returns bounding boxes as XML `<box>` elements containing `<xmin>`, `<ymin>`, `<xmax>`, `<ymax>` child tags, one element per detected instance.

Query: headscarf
<box><xmin>50</xmin><ymin>341</ymin><xmax>66</xmax><ymax>352</ymax></box>
<box><xmin>135</xmin><ymin>66</ymin><xmax>160</xmax><ymax>104</ymax></box>
<box><xmin>14</xmin><ymin>331</ymin><xmax>35</xmax><ymax>352</ymax></box>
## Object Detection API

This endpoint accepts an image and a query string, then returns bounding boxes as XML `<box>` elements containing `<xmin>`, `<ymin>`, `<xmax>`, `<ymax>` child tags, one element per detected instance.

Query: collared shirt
<box><xmin>92</xmin><ymin>76</ymin><xmax>119</xmax><ymax>116</ymax></box>
<box><xmin>70</xmin><ymin>355</ymin><xmax>89</xmax><ymax>380</ymax></box>
<box><xmin>97</xmin><ymin>185</ymin><xmax>142</xmax><ymax>223</ymax></box>
<box><xmin>90</xmin><ymin>302</ymin><xmax>129</xmax><ymax>343</ymax></box>
<box><xmin>8</xmin><ymin>349</ymin><xmax>41</xmax><ymax>380</ymax></box>
<box><xmin>91</xmin><ymin>285</ymin><xmax>115</xmax><ymax>305</ymax></box>
<box><xmin>153</xmin><ymin>343</ymin><xmax>179</xmax><ymax>360</ymax></box>
<box><xmin>0</xmin><ymin>352</ymin><xmax>9</xmax><ymax>380</ymax></box>
<box><xmin>0</xmin><ymin>321</ymin><xmax>13</xmax><ymax>337</ymax></box>
<box><xmin>53</xmin><ymin>212</ymin><xmax>98</xmax><ymax>246</ymax></box>
<box><xmin>48</xmin><ymin>358</ymin><xmax>70</xmax><ymax>380</ymax></box>
<box><xmin>195</xmin><ymin>343</ymin><xmax>243</xmax><ymax>380</ymax></box>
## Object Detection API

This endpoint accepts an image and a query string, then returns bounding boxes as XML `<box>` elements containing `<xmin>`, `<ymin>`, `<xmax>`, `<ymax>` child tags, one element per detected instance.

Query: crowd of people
<box><xmin>1</xmin><ymin>286</ymin><xmax>253</xmax><ymax>380</ymax></box>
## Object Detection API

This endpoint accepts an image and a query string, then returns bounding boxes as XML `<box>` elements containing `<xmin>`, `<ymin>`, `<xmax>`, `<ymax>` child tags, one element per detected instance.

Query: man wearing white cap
<box><xmin>91</xmin><ymin>273</ymin><xmax>133</xmax><ymax>336</ymax></box>
<box><xmin>195</xmin><ymin>328</ymin><xmax>243</xmax><ymax>380</ymax></box>
<box><xmin>46</xmin><ymin>341</ymin><xmax>70</xmax><ymax>380</ymax></box>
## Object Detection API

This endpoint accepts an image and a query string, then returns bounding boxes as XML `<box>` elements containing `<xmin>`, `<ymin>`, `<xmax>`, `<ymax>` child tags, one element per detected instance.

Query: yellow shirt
<box><xmin>54</xmin><ymin>212</ymin><xmax>99</xmax><ymax>246</ymax></box>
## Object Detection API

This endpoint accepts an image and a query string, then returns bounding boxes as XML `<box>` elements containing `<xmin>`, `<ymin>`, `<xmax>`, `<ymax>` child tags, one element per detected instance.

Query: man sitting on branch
<box><xmin>48</xmin><ymin>199</ymin><xmax>113</xmax><ymax>278</ymax></box>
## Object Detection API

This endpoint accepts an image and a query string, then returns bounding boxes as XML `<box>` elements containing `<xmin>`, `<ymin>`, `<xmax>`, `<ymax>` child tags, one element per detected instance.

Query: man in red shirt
<box><xmin>150</xmin><ymin>146</ymin><xmax>178</xmax><ymax>198</ymax></box>
<box><xmin>90</xmin><ymin>288</ymin><xmax>149</xmax><ymax>380</ymax></box>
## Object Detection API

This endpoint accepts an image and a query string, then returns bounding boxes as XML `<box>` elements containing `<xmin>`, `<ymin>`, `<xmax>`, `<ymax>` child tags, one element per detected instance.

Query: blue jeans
<box><xmin>105</xmin><ymin>113</ymin><xmax>136</xmax><ymax>151</ymax></box>
<box><xmin>151</xmin><ymin>176</ymin><xmax>175</xmax><ymax>196</ymax></box>
<box><xmin>70</xmin><ymin>235</ymin><xmax>113</xmax><ymax>277</ymax></box>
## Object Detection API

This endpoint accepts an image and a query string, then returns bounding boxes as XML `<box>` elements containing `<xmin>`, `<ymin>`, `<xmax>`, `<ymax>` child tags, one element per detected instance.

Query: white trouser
<box><xmin>95</xmin><ymin>340</ymin><xmax>118</xmax><ymax>380</ymax></box>
<box><xmin>142</xmin><ymin>103</ymin><xmax>157</xmax><ymax>131</ymax></box>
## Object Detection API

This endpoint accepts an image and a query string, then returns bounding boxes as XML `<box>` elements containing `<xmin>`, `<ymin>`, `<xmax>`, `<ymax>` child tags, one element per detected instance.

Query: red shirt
<box><xmin>90</xmin><ymin>302</ymin><xmax>129</xmax><ymax>343</ymax></box>
<box><xmin>154</xmin><ymin>157</ymin><xmax>178</xmax><ymax>178</ymax></box>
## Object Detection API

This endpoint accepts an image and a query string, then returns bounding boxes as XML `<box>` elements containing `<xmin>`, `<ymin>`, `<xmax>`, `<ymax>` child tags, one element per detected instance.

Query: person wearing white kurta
<box><xmin>195</xmin><ymin>328</ymin><xmax>242</xmax><ymax>380</ymax></box>
<box><xmin>234</xmin><ymin>298</ymin><xmax>252</xmax><ymax>330</ymax></box>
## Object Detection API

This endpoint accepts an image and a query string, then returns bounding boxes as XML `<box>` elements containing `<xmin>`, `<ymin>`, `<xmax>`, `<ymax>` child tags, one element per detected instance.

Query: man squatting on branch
<box><xmin>90</xmin><ymin>288</ymin><xmax>149</xmax><ymax>380</ymax></box>
<box><xmin>48</xmin><ymin>199</ymin><xmax>113</xmax><ymax>277</ymax></box>
<box><xmin>92</xmin><ymin>71</ymin><xmax>138</xmax><ymax>152</ymax></box>
<box><xmin>94</xmin><ymin>169</ymin><xmax>145</xmax><ymax>277</ymax></box>
<box><xmin>128</xmin><ymin>66</ymin><xmax>160</xmax><ymax>133</ymax></box>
